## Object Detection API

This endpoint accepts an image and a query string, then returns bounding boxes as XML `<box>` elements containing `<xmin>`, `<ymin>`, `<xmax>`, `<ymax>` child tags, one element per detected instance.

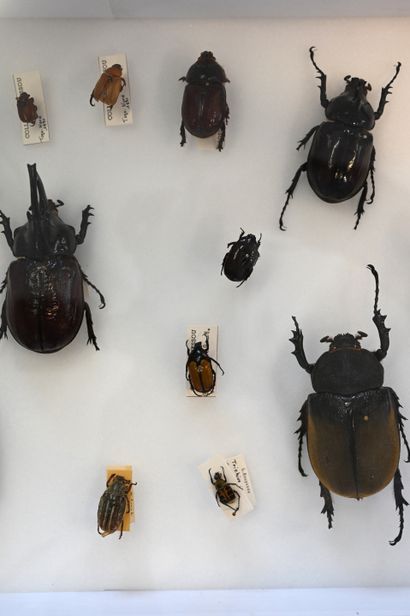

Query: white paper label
<box><xmin>13</xmin><ymin>71</ymin><xmax>50</xmax><ymax>145</ymax></box>
<box><xmin>185</xmin><ymin>325</ymin><xmax>219</xmax><ymax>397</ymax></box>
<box><xmin>199</xmin><ymin>454</ymin><xmax>254</xmax><ymax>518</ymax></box>
<box><xmin>97</xmin><ymin>53</ymin><xmax>133</xmax><ymax>127</ymax></box>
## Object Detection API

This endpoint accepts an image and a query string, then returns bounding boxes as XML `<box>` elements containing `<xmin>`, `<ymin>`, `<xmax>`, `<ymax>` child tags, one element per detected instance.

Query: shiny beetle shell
<box><xmin>179</xmin><ymin>51</ymin><xmax>230</xmax><ymax>151</ymax></box>
<box><xmin>279</xmin><ymin>47</ymin><xmax>401</xmax><ymax>230</ymax></box>
<box><xmin>98</xmin><ymin>474</ymin><xmax>135</xmax><ymax>539</ymax></box>
<box><xmin>186</xmin><ymin>332</ymin><xmax>224</xmax><ymax>396</ymax></box>
<box><xmin>221</xmin><ymin>229</ymin><xmax>261</xmax><ymax>287</ymax></box>
<box><xmin>291</xmin><ymin>265</ymin><xmax>410</xmax><ymax>545</ymax></box>
<box><xmin>16</xmin><ymin>92</ymin><xmax>38</xmax><ymax>126</ymax></box>
<box><xmin>90</xmin><ymin>64</ymin><xmax>126</xmax><ymax>108</ymax></box>
<box><xmin>0</xmin><ymin>164</ymin><xmax>105</xmax><ymax>353</ymax></box>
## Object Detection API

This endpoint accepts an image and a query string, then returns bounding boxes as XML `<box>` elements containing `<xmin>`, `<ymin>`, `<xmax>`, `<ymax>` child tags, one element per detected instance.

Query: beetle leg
<box><xmin>209</xmin><ymin>356</ymin><xmax>224</xmax><ymax>375</ymax></box>
<box><xmin>225</xmin><ymin>105</ymin><xmax>230</xmax><ymax>125</ymax></box>
<box><xmin>389</xmin><ymin>467</ymin><xmax>408</xmax><ymax>546</ymax></box>
<box><xmin>353</xmin><ymin>181</ymin><xmax>368</xmax><ymax>230</ymax></box>
<box><xmin>0</xmin><ymin>300</ymin><xmax>8</xmax><ymax>339</ymax></box>
<box><xmin>296</xmin><ymin>125</ymin><xmax>319</xmax><ymax>151</ymax></box>
<box><xmin>221</xmin><ymin>496</ymin><xmax>240</xmax><ymax>516</ymax></box>
<box><xmin>0</xmin><ymin>211</ymin><xmax>14</xmax><ymax>251</ymax></box>
<box><xmin>295</xmin><ymin>402</ymin><xmax>308</xmax><ymax>477</ymax></box>
<box><xmin>0</xmin><ymin>276</ymin><xmax>7</xmax><ymax>295</ymax></box>
<box><xmin>120</xmin><ymin>78</ymin><xmax>126</xmax><ymax>90</ymax></box>
<box><xmin>367</xmin><ymin>148</ymin><xmax>376</xmax><ymax>204</ymax></box>
<box><xmin>76</xmin><ymin>205</ymin><xmax>94</xmax><ymax>245</ymax></box>
<box><xmin>319</xmin><ymin>482</ymin><xmax>334</xmax><ymax>529</ymax></box>
<box><xmin>279</xmin><ymin>163</ymin><xmax>307</xmax><ymax>231</ymax></box>
<box><xmin>215</xmin><ymin>493</ymin><xmax>221</xmax><ymax>508</ymax></box>
<box><xmin>89</xmin><ymin>92</ymin><xmax>96</xmax><ymax>107</ymax></box>
<box><xmin>220</xmin><ymin>466</ymin><xmax>227</xmax><ymax>482</ymax></box>
<box><xmin>180</xmin><ymin>121</ymin><xmax>186</xmax><ymax>147</ymax></box>
<box><xmin>398</xmin><ymin>412</ymin><xmax>410</xmax><ymax>463</ymax></box>
<box><xmin>80</xmin><ymin>267</ymin><xmax>106</xmax><ymax>309</ymax></box>
<box><xmin>118</xmin><ymin>519</ymin><xmax>124</xmax><ymax>540</ymax></box>
<box><xmin>208</xmin><ymin>468</ymin><xmax>215</xmax><ymax>485</ymax></box>
<box><xmin>289</xmin><ymin>317</ymin><xmax>314</xmax><ymax>374</ymax></box>
<box><xmin>309</xmin><ymin>47</ymin><xmax>329</xmax><ymax>108</ymax></box>
<box><xmin>84</xmin><ymin>302</ymin><xmax>100</xmax><ymax>351</ymax></box>
<box><xmin>374</xmin><ymin>61</ymin><xmax>401</xmax><ymax>121</ymax></box>
<box><xmin>217</xmin><ymin>120</ymin><xmax>226</xmax><ymax>152</ymax></box>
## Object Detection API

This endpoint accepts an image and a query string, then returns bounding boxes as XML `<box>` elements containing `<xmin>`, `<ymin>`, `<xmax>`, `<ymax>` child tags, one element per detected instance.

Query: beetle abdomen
<box><xmin>98</xmin><ymin>493</ymin><xmax>127</xmax><ymax>533</ymax></box>
<box><xmin>306</xmin><ymin>387</ymin><xmax>400</xmax><ymax>498</ymax></box>
<box><xmin>182</xmin><ymin>84</ymin><xmax>226</xmax><ymax>138</ymax></box>
<box><xmin>218</xmin><ymin>485</ymin><xmax>236</xmax><ymax>504</ymax></box>
<box><xmin>187</xmin><ymin>358</ymin><xmax>216</xmax><ymax>394</ymax></box>
<box><xmin>6</xmin><ymin>256</ymin><xmax>84</xmax><ymax>353</ymax></box>
<box><xmin>307</xmin><ymin>123</ymin><xmax>373</xmax><ymax>202</ymax></box>
<box><xmin>312</xmin><ymin>348</ymin><xmax>383</xmax><ymax>395</ymax></box>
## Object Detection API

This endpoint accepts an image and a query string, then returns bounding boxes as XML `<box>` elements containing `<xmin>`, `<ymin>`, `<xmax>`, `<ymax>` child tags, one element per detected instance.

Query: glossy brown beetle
<box><xmin>16</xmin><ymin>92</ymin><xmax>38</xmax><ymax>126</ymax></box>
<box><xmin>98</xmin><ymin>474</ymin><xmax>137</xmax><ymax>539</ymax></box>
<box><xmin>90</xmin><ymin>64</ymin><xmax>126</xmax><ymax>109</ymax></box>
<box><xmin>0</xmin><ymin>164</ymin><xmax>105</xmax><ymax>353</ymax></box>
<box><xmin>186</xmin><ymin>331</ymin><xmax>224</xmax><ymax>396</ymax></box>
<box><xmin>292</xmin><ymin>265</ymin><xmax>410</xmax><ymax>545</ymax></box>
<box><xmin>179</xmin><ymin>51</ymin><xmax>230</xmax><ymax>151</ymax></box>
<box><xmin>221</xmin><ymin>229</ymin><xmax>262</xmax><ymax>287</ymax></box>
<box><xmin>280</xmin><ymin>47</ymin><xmax>401</xmax><ymax>230</ymax></box>
<box><xmin>209</xmin><ymin>466</ymin><xmax>242</xmax><ymax>516</ymax></box>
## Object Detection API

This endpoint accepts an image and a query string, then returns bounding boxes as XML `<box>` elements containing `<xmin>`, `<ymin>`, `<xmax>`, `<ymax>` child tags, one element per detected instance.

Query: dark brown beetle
<box><xmin>221</xmin><ymin>229</ymin><xmax>262</xmax><ymax>287</ymax></box>
<box><xmin>98</xmin><ymin>474</ymin><xmax>137</xmax><ymax>539</ymax></box>
<box><xmin>0</xmin><ymin>164</ymin><xmax>105</xmax><ymax>353</ymax></box>
<box><xmin>280</xmin><ymin>47</ymin><xmax>401</xmax><ymax>230</ymax></box>
<box><xmin>16</xmin><ymin>92</ymin><xmax>38</xmax><ymax>126</ymax></box>
<box><xmin>90</xmin><ymin>64</ymin><xmax>126</xmax><ymax>109</ymax></box>
<box><xmin>179</xmin><ymin>51</ymin><xmax>230</xmax><ymax>151</ymax></box>
<box><xmin>209</xmin><ymin>466</ymin><xmax>242</xmax><ymax>516</ymax></box>
<box><xmin>186</xmin><ymin>331</ymin><xmax>224</xmax><ymax>396</ymax></box>
<box><xmin>292</xmin><ymin>265</ymin><xmax>410</xmax><ymax>545</ymax></box>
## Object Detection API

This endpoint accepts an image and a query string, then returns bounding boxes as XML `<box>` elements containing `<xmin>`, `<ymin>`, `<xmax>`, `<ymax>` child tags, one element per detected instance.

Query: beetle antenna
<box><xmin>367</xmin><ymin>264</ymin><xmax>379</xmax><ymax>315</ymax></box>
<box><xmin>320</xmin><ymin>336</ymin><xmax>333</xmax><ymax>344</ymax></box>
<box><xmin>344</xmin><ymin>74</ymin><xmax>351</xmax><ymax>83</ymax></box>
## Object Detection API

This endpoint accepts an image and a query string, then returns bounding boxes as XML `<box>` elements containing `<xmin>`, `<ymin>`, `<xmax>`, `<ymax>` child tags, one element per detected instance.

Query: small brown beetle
<box><xmin>97</xmin><ymin>474</ymin><xmax>137</xmax><ymax>539</ymax></box>
<box><xmin>90</xmin><ymin>64</ymin><xmax>126</xmax><ymax>109</ymax></box>
<box><xmin>186</xmin><ymin>331</ymin><xmax>224</xmax><ymax>396</ymax></box>
<box><xmin>16</xmin><ymin>92</ymin><xmax>38</xmax><ymax>126</ymax></box>
<box><xmin>209</xmin><ymin>467</ymin><xmax>242</xmax><ymax>516</ymax></box>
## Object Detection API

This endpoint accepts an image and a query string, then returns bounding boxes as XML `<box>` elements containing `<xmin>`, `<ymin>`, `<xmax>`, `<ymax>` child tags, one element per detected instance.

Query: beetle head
<box><xmin>213</xmin><ymin>472</ymin><xmax>222</xmax><ymax>481</ymax></box>
<box><xmin>320</xmin><ymin>332</ymin><xmax>367</xmax><ymax>351</ymax></box>
<box><xmin>105</xmin><ymin>64</ymin><xmax>123</xmax><ymax>78</ymax></box>
<box><xmin>343</xmin><ymin>76</ymin><xmax>372</xmax><ymax>97</ymax></box>
<box><xmin>198</xmin><ymin>51</ymin><xmax>216</xmax><ymax>63</ymax></box>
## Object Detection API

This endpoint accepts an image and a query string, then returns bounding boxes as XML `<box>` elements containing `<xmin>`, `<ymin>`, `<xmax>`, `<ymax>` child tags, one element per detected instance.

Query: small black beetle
<box><xmin>221</xmin><ymin>229</ymin><xmax>262</xmax><ymax>287</ymax></box>
<box><xmin>186</xmin><ymin>331</ymin><xmax>224</xmax><ymax>396</ymax></box>
<box><xmin>0</xmin><ymin>164</ymin><xmax>105</xmax><ymax>353</ymax></box>
<box><xmin>209</xmin><ymin>466</ymin><xmax>242</xmax><ymax>516</ymax></box>
<box><xmin>291</xmin><ymin>265</ymin><xmax>410</xmax><ymax>545</ymax></box>
<box><xmin>179</xmin><ymin>51</ymin><xmax>230</xmax><ymax>151</ymax></box>
<box><xmin>280</xmin><ymin>47</ymin><xmax>401</xmax><ymax>230</ymax></box>
<box><xmin>98</xmin><ymin>474</ymin><xmax>137</xmax><ymax>539</ymax></box>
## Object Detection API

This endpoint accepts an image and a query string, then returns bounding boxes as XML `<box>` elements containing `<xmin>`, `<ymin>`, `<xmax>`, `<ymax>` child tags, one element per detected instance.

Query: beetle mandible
<box><xmin>186</xmin><ymin>331</ymin><xmax>224</xmax><ymax>396</ymax></box>
<box><xmin>90</xmin><ymin>64</ymin><xmax>126</xmax><ymax>109</ymax></box>
<box><xmin>279</xmin><ymin>47</ymin><xmax>401</xmax><ymax>230</ymax></box>
<box><xmin>0</xmin><ymin>164</ymin><xmax>105</xmax><ymax>353</ymax></box>
<box><xmin>209</xmin><ymin>466</ymin><xmax>242</xmax><ymax>516</ymax></box>
<box><xmin>179</xmin><ymin>51</ymin><xmax>230</xmax><ymax>151</ymax></box>
<box><xmin>221</xmin><ymin>229</ymin><xmax>262</xmax><ymax>287</ymax></box>
<box><xmin>16</xmin><ymin>92</ymin><xmax>38</xmax><ymax>126</ymax></box>
<box><xmin>291</xmin><ymin>265</ymin><xmax>410</xmax><ymax>545</ymax></box>
<box><xmin>98</xmin><ymin>474</ymin><xmax>137</xmax><ymax>539</ymax></box>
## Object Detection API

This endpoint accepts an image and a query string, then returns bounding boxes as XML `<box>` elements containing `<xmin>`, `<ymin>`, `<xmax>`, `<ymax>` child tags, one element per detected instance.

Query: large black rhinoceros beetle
<box><xmin>279</xmin><ymin>47</ymin><xmax>401</xmax><ymax>230</ymax></box>
<box><xmin>291</xmin><ymin>265</ymin><xmax>410</xmax><ymax>545</ymax></box>
<box><xmin>179</xmin><ymin>51</ymin><xmax>230</xmax><ymax>151</ymax></box>
<box><xmin>0</xmin><ymin>164</ymin><xmax>105</xmax><ymax>353</ymax></box>
<box><xmin>221</xmin><ymin>229</ymin><xmax>262</xmax><ymax>287</ymax></box>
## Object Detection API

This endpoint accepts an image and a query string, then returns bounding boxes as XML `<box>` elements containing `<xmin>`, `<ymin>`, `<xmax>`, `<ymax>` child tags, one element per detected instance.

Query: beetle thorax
<box><xmin>327</xmin><ymin>333</ymin><xmax>362</xmax><ymax>352</ymax></box>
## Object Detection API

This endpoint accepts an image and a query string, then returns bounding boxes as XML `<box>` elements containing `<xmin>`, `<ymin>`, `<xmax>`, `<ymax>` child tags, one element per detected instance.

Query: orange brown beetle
<box><xmin>186</xmin><ymin>331</ymin><xmax>224</xmax><ymax>396</ymax></box>
<box><xmin>16</xmin><ymin>92</ymin><xmax>38</xmax><ymax>126</ymax></box>
<box><xmin>90</xmin><ymin>64</ymin><xmax>126</xmax><ymax>109</ymax></box>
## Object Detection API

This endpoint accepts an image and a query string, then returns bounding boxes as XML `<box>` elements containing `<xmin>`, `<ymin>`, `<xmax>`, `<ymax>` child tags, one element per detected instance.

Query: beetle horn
<box><xmin>344</xmin><ymin>75</ymin><xmax>351</xmax><ymax>83</ymax></box>
<box><xmin>320</xmin><ymin>336</ymin><xmax>333</xmax><ymax>343</ymax></box>
<box><xmin>27</xmin><ymin>163</ymin><xmax>39</xmax><ymax>219</ymax></box>
<box><xmin>36</xmin><ymin>169</ymin><xmax>48</xmax><ymax>215</ymax></box>
<box><xmin>367</xmin><ymin>264</ymin><xmax>380</xmax><ymax>315</ymax></box>
<box><xmin>366</xmin><ymin>82</ymin><xmax>372</xmax><ymax>92</ymax></box>
<box><xmin>355</xmin><ymin>331</ymin><xmax>368</xmax><ymax>340</ymax></box>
